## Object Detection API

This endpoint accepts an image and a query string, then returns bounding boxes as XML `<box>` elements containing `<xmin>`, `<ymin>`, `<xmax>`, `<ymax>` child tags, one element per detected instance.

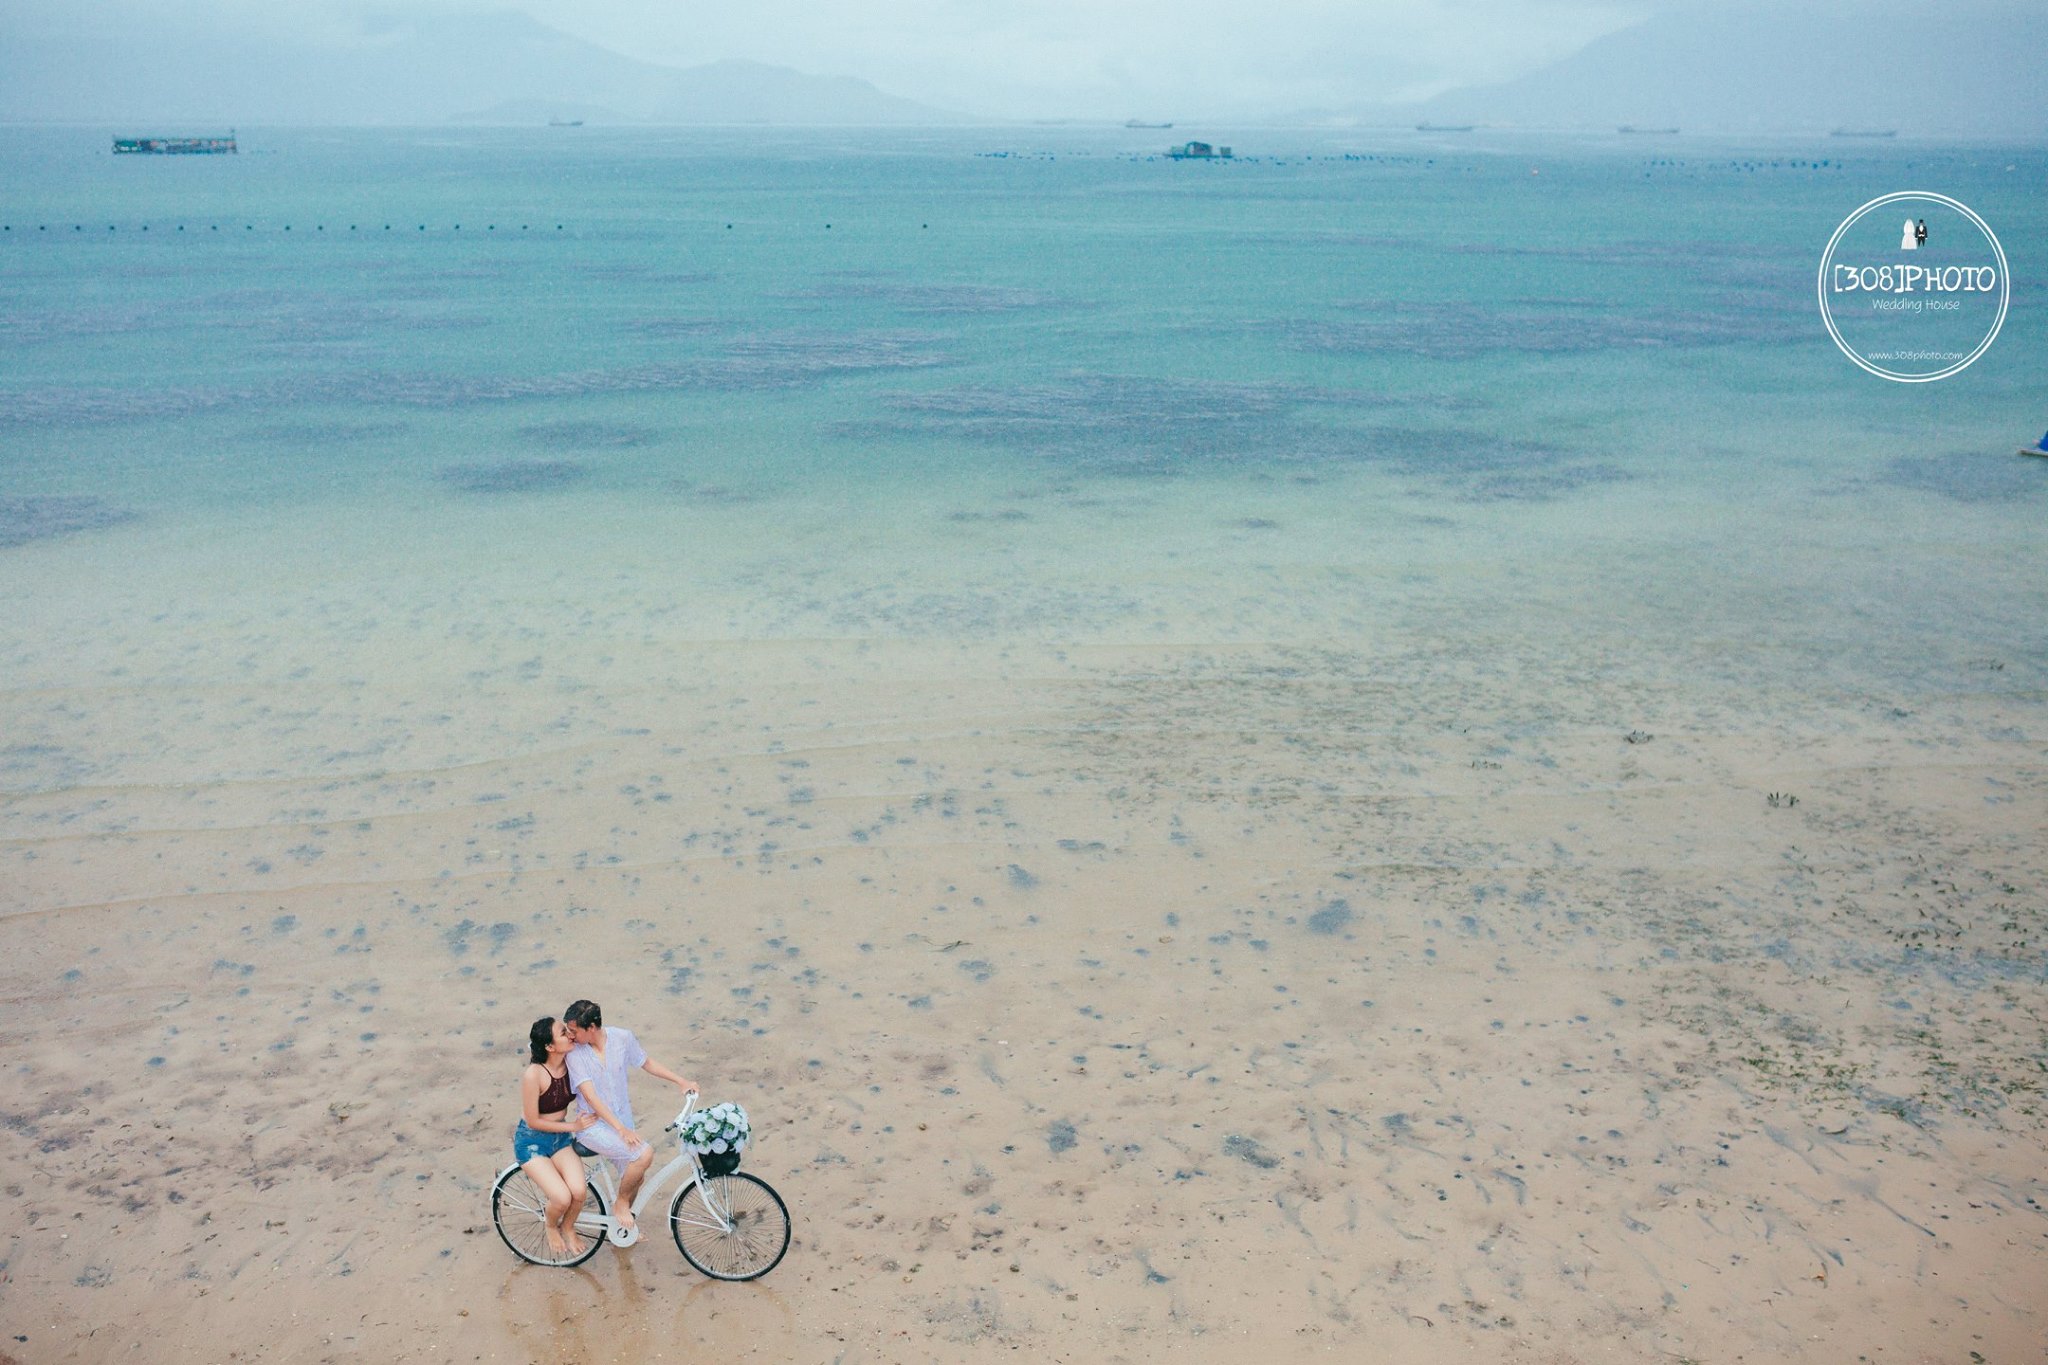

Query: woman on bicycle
<box><xmin>515</xmin><ymin>1017</ymin><xmax>599</xmax><ymax>1259</ymax></box>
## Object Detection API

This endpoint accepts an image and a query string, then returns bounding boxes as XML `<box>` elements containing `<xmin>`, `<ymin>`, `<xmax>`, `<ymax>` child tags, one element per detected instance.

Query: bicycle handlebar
<box><xmin>664</xmin><ymin>1088</ymin><xmax>701</xmax><ymax>1133</ymax></box>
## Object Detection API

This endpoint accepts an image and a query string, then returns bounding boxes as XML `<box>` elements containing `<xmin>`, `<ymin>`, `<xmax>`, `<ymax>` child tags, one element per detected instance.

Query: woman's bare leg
<box><xmin>551</xmin><ymin>1147</ymin><xmax>590</xmax><ymax>1253</ymax></box>
<box><xmin>522</xmin><ymin>1155</ymin><xmax>574</xmax><ymax>1257</ymax></box>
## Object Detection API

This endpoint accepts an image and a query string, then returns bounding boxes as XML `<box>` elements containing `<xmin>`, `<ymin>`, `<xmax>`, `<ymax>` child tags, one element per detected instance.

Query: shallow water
<box><xmin>2</xmin><ymin>129</ymin><xmax>2041</xmax><ymax>628</ymax></box>
<box><xmin>2</xmin><ymin>131</ymin><xmax>2042</xmax><ymax>732</ymax></box>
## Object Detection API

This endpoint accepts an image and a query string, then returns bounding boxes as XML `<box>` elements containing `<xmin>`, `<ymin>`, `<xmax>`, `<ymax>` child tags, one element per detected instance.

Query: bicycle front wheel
<box><xmin>669</xmin><ymin>1172</ymin><xmax>791</xmax><ymax>1280</ymax></box>
<box><xmin>492</xmin><ymin>1165</ymin><xmax>607</xmax><ymax>1268</ymax></box>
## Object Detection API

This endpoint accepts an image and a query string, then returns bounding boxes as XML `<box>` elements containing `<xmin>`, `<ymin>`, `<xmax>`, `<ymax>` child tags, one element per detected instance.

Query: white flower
<box><xmin>681</xmin><ymin>1100</ymin><xmax>749</xmax><ymax>1153</ymax></box>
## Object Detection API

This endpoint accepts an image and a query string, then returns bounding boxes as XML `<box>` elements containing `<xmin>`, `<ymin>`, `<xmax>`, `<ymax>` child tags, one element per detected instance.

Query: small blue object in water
<box><xmin>2037</xmin><ymin>431</ymin><xmax>2048</xmax><ymax>451</ymax></box>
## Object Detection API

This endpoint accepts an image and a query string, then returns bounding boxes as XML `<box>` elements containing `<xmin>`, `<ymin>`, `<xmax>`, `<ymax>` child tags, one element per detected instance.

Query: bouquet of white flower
<box><xmin>680</xmin><ymin>1101</ymin><xmax>751</xmax><ymax>1173</ymax></box>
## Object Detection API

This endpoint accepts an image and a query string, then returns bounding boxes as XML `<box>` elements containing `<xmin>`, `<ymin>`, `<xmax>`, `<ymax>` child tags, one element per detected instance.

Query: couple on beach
<box><xmin>515</xmin><ymin>999</ymin><xmax>698</xmax><ymax>1259</ymax></box>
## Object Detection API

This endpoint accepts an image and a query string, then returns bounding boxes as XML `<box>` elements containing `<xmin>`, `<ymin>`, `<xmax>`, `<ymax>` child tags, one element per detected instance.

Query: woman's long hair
<box><xmin>528</xmin><ymin>1016</ymin><xmax>556</xmax><ymax>1065</ymax></box>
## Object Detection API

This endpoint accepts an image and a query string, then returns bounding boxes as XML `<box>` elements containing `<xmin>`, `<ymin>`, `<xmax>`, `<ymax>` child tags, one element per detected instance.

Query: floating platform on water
<box><xmin>1167</xmin><ymin>141</ymin><xmax>1231</xmax><ymax>159</ymax></box>
<box><xmin>114</xmin><ymin>134</ymin><xmax>236</xmax><ymax>155</ymax></box>
<box><xmin>1415</xmin><ymin>123</ymin><xmax>1474</xmax><ymax>132</ymax></box>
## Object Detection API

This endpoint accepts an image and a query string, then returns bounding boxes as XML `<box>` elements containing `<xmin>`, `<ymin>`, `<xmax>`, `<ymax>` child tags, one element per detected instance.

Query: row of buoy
<box><xmin>1</xmin><ymin>223</ymin><xmax>566</xmax><ymax>233</ymax></box>
<box><xmin>1</xmin><ymin>223</ymin><xmax>932</xmax><ymax>233</ymax></box>
<box><xmin>1633</xmin><ymin>160</ymin><xmax>1846</xmax><ymax>172</ymax></box>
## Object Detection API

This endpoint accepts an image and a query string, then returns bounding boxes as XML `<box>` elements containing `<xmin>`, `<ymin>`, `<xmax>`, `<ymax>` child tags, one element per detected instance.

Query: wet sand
<box><xmin>3</xmin><ymin>517</ymin><xmax>2046</xmax><ymax>1364</ymax></box>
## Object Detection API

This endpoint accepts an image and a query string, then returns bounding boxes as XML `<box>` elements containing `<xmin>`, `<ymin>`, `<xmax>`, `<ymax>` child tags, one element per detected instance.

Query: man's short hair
<box><xmin>564</xmin><ymin>999</ymin><xmax>602</xmax><ymax>1029</ymax></box>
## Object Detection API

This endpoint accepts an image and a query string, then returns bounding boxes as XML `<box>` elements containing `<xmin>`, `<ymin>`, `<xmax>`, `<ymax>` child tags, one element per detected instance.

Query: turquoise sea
<box><xmin>0</xmin><ymin>124</ymin><xmax>2039</xmax><ymax>794</ymax></box>
<box><xmin>1</xmin><ymin>124</ymin><xmax>2043</xmax><ymax>770</ymax></box>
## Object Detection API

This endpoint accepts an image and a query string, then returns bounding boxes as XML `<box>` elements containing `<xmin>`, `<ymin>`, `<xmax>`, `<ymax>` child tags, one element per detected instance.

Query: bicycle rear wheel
<box><xmin>492</xmin><ymin>1165</ymin><xmax>607</xmax><ymax>1268</ymax></box>
<box><xmin>669</xmin><ymin>1172</ymin><xmax>791</xmax><ymax>1280</ymax></box>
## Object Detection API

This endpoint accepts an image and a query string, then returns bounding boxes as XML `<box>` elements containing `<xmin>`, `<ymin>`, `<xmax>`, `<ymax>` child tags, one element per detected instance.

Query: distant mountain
<box><xmin>0</xmin><ymin>10</ymin><xmax>968</xmax><ymax>126</ymax></box>
<box><xmin>1395</xmin><ymin>1</ymin><xmax>2044</xmax><ymax>139</ymax></box>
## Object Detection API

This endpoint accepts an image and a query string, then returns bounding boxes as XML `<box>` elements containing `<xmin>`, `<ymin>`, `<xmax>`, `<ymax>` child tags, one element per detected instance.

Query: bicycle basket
<box><xmin>698</xmin><ymin>1148</ymin><xmax>742</xmax><ymax>1177</ymax></box>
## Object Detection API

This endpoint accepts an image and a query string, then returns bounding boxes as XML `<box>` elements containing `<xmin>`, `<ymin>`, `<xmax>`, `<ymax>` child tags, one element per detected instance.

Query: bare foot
<box><xmin>563</xmin><ymin>1228</ymin><xmax>586</xmax><ymax>1256</ymax></box>
<box><xmin>614</xmin><ymin>1207</ymin><xmax>637</xmax><ymax>1234</ymax></box>
<box><xmin>544</xmin><ymin>1225</ymin><xmax>569</xmax><ymax>1259</ymax></box>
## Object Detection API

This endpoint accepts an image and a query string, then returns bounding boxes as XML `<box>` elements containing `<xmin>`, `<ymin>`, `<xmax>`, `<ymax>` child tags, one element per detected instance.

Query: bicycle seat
<box><xmin>571</xmin><ymin>1141</ymin><xmax>596</xmax><ymax>1158</ymax></box>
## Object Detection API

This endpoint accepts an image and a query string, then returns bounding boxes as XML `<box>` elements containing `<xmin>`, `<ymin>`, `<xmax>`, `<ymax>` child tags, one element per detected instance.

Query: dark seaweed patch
<box><xmin>626</xmin><ymin>317</ymin><xmax>725</xmax><ymax>338</ymax></box>
<box><xmin>0</xmin><ymin>742</ymin><xmax>95</xmax><ymax>792</ymax></box>
<box><xmin>1285</xmin><ymin>295</ymin><xmax>1807</xmax><ymax>360</ymax></box>
<box><xmin>1354</xmin><ymin>427</ymin><xmax>1630</xmax><ymax>502</ymax></box>
<box><xmin>1305</xmin><ymin>899</ymin><xmax>1354</xmax><ymax>936</ymax></box>
<box><xmin>247</xmin><ymin>420</ymin><xmax>410</xmax><ymax>444</ymax></box>
<box><xmin>0</xmin><ymin>332</ymin><xmax>953</xmax><ymax>430</ymax></box>
<box><xmin>439</xmin><ymin>460</ymin><xmax>587</xmax><ymax>494</ymax></box>
<box><xmin>837</xmin><ymin>375</ymin><xmax>1394</xmax><ymax>474</ymax></box>
<box><xmin>0</xmin><ymin>305</ymin><xmax>165</xmax><ymax>344</ymax></box>
<box><xmin>793</xmin><ymin>281</ymin><xmax>1066</xmax><ymax>315</ymax></box>
<box><xmin>1222</xmin><ymin>1134</ymin><xmax>1279</xmax><ymax>1169</ymax></box>
<box><xmin>714</xmin><ymin>333</ymin><xmax>952</xmax><ymax>387</ymax></box>
<box><xmin>1455</xmin><ymin>465</ymin><xmax>1631</xmax><ymax>502</ymax></box>
<box><xmin>518</xmin><ymin>420</ymin><xmax>660</xmax><ymax>450</ymax></box>
<box><xmin>0</xmin><ymin>495</ymin><xmax>137</xmax><ymax>548</ymax></box>
<box><xmin>667</xmin><ymin>481</ymin><xmax>772</xmax><ymax>505</ymax></box>
<box><xmin>1878</xmin><ymin>453</ymin><xmax>2047</xmax><ymax>504</ymax></box>
<box><xmin>197</xmin><ymin>287</ymin><xmax>486</xmax><ymax>343</ymax></box>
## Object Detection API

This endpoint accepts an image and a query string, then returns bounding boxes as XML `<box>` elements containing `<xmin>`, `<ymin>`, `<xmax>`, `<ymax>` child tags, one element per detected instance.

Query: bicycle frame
<box><xmin>575</xmin><ymin>1093</ymin><xmax>736</xmax><ymax>1249</ymax></box>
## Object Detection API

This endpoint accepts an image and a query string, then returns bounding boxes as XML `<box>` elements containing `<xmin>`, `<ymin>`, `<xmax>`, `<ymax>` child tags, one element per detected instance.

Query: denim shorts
<box><xmin>513</xmin><ymin>1120</ymin><xmax>575</xmax><ymax>1164</ymax></box>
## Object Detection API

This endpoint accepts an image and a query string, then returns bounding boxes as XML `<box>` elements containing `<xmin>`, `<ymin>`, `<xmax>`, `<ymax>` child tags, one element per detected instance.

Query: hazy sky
<box><xmin>11</xmin><ymin>0</ymin><xmax>1656</xmax><ymax>117</ymax></box>
<box><xmin>12</xmin><ymin>0</ymin><xmax>2035</xmax><ymax>128</ymax></box>
<box><xmin>531</xmin><ymin>0</ymin><xmax>1649</xmax><ymax>114</ymax></box>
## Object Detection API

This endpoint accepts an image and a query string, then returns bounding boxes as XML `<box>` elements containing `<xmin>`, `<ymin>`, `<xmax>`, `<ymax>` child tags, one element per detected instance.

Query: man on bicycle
<box><xmin>561</xmin><ymin>999</ymin><xmax>698</xmax><ymax>1233</ymax></box>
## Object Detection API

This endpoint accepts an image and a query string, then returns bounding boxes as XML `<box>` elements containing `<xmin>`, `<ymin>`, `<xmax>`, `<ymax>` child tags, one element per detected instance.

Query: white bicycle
<box><xmin>491</xmin><ymin>1092</ymin><xmax>791</xmax><ymax>1279</ymax></box>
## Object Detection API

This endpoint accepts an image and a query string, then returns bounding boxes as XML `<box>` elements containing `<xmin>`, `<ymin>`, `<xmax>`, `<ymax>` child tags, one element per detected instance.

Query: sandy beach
<box><xmin>4</xmin><ymin>508</ymin><xmax>2044</xmax><ymax>1364</ymax></box>
<box><xmin>3</xmin><ymin>118</ymin><xmax>2044</xmax><ymax>1365</ymax></box>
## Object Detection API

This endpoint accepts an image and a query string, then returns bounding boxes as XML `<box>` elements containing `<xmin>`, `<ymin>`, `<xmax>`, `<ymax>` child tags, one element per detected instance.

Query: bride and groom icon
<box><xmin>1900</xmin><ymin>217</ymin><xmax>1929</xmax><ymax>249</ymax></box>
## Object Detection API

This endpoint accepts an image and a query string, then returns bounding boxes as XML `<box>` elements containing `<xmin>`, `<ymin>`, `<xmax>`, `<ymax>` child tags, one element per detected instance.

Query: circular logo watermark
<box><xmin>1818</xmin><ymin>191</ymin><xmax>2009</xmax><ymax>383</ymax></box>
